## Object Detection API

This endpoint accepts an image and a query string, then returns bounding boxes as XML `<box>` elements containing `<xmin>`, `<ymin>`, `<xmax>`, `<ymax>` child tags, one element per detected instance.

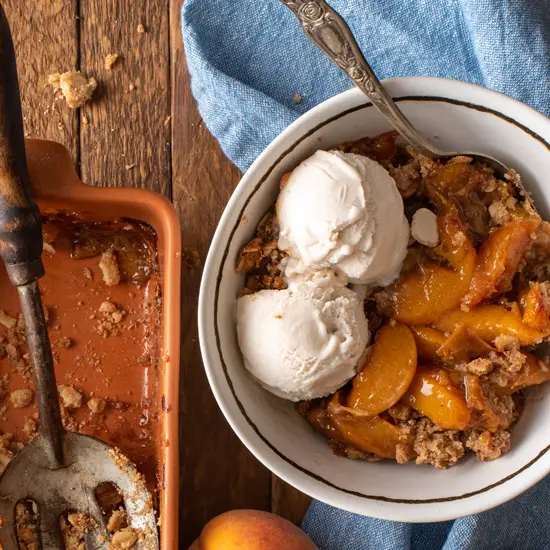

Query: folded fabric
<box><xmin>181</xmin><ymin>0</ymin><xmax>550</xmax><ymax>172</ymax></box>
<box><xmin>181</xmin><ymin>1</ymin><xmax>550</xmax><ymax>548</ymax></box>
<box><xmin>302</xmin><ymin>476</ymin><xmax>550</xmax><ymax>549</ymax></box>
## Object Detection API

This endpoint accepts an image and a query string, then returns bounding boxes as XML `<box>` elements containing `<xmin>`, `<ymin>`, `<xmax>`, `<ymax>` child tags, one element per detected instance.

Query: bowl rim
<box><xmin>199</xmin><ymin>76</ymin><xmax>550</xmax><ymax>522</ymax></box>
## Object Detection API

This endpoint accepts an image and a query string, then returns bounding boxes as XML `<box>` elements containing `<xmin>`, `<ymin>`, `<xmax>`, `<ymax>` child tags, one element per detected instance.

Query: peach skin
<box><xmin>410</xmin><ymin>326</ymin><xmax>446</xmax><ymax>362</ymax></box>
<box><xmin>434</xmin><ymin>304</ymin><xmax>550</xmax><ymax>346</ymax></box>
<box><xmin>328</xmin><ymin>394</ymin><xmax>412</xmax><ymax>458</ymax></box>
<box><xmin>521</xmin><ymin>283</ymin><xmax>550</xmax><ymax>331</ymax></box>
<box><xmin>347</xmin><ymin>323</ymin><xmax>417</xmax><ymax>415</ymax></box>
<box><xmin>190</xmin><ymin>510</ymin><xmax>318</xmax><ymax>550</ymax></box>
<box><xmin>403</xmin><ymin>367</ymin><xmax>472</xmax><ymax>430</ymax></box>
<box><xmin>463</xmin><ymin>218</ymin><xmax>541</xmax><ymax>307</ymax></box>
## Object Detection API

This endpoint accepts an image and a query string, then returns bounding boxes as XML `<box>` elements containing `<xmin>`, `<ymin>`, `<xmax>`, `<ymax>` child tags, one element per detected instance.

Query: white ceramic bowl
<box><xmin>198</xmin><ymin>76</ymin><xmax>550</xmax><ymax>522</ymax></box>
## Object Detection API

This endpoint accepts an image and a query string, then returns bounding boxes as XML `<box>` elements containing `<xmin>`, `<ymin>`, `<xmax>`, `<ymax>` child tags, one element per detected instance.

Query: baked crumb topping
<box><xmin>49</xmin><ymin>71</ymin><xmax>97</xmax><ymax>109</ymax></box>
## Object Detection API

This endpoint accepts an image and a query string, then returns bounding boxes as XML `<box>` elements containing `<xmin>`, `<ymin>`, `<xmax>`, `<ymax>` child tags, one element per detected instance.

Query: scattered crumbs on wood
<box><xmin>137</xmin><ymin>23</ymin><xmax>146</xmax><ymax>34</ymax></box>
<box><xmin>293</xmin><ymin>92</ymin><xmax>302</xmax><ymax>104</ymax></box>
<box><xmin>104</xmin><ymin>53</ymin><xmax>120</xmax><ymax>70</ymax></box>
<box><xmin>125</xmin><ymin>163</ymin><xmax>136</xmax><ymax>171</ymax></box>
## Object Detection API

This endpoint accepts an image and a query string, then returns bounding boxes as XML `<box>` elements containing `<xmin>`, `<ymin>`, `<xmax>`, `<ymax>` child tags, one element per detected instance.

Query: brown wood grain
<box><xmin>79</xmin><ymin>0</ymin><xmax>171</xmax><ymax>195</ymax></box>
<box><xmin>271</xmin><ymin>476</ymin><xmax>312</xmax><ymax>526</ymax></box>
<box><xmin>3</xmin><ymin>0</ymin><xmax>79</xmax><ymax>163</ymax></box>
<box><xmin>6</xmin><ymin>0</ymin><xmax>310</xmax><ymax>545</ymax></box>
<box><xmin>171</xmin><ymin>1</ymin><xmax>276</xmax><ymax>546</ymax></box>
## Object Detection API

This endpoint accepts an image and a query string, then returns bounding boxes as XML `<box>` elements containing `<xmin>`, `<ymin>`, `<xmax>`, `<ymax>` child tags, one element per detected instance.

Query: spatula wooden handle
<box><xmin>0</xmin><ymin>3</ymin><xmax>44</xmax><ymax>286</ymax></box>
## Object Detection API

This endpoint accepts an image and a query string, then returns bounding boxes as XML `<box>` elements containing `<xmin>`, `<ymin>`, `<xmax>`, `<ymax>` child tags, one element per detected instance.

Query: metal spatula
<box><xmin>0</xmin><ymin>5</ymin><xmax>159</xmax><ymax>549</ymax></box>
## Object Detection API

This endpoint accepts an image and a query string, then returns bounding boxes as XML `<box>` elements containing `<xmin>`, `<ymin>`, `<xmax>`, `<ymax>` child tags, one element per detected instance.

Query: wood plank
<box><xmin>3</xmin><ymin>0</ymin><xmax>79</xmax><ymax>161</ymax></box>
<box><xmin>79</xmin><ymin>0</ymin><xmax>171</xmax><ymax>195</ymax></box>
<box><xmin>271</xmin><ymin>476</ymin><xmax>311</xmax><ymax>526</ymax></box>
<box><xmin>171</xmin><ymin>1</ymin><xmax>273</xmax><ymax>546</ymax></box>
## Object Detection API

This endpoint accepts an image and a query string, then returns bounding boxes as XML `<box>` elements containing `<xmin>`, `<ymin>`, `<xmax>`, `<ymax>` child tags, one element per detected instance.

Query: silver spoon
<box><xmin>280</xmin><ymin>0</ymin><xmax>533</xmax><ymax>205</ymax></box>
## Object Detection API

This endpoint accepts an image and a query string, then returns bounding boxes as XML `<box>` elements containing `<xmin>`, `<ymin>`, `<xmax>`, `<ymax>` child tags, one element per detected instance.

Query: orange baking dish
<box><xmin>19</xmin><ymin>139</ymin><xmax>181</xmax><ymax>548</ymax></box>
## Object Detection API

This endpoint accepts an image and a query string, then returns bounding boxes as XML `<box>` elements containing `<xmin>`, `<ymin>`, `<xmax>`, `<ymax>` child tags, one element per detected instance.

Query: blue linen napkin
<box><xmin>182</xmin><ymin>1</ymin><xmax>550</xmax><ymax>548</ymax></box>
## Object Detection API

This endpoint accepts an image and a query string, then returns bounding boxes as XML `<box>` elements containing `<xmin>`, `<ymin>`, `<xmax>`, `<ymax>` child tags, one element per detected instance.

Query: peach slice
<box><xmin>436</xmin><ymin>323</ymin><xmax>493</xmax><ymax>363</ymax></box>
<box><xmin>387</xmin><ymin>205</ymin><xmax>476</xmax><ymax>325</ymax></box>
<box><xmin>502</xmin><ymin>352</ymin><xmax>550</xmax><ymax>394</ymax></box>
<box><xmin>306</xmin><ymin>406</ymin><xmax>343</xmax><ymax>441</ymax></box>
<box><xmin>403</xmin><ymin>367</ymin><xmax>471</xmax><ymax>430</ymax></box>
<box><xmin>434</xmin><ymin>305</ymin><xmax>550</xmax><ymax>346</ymax></box>
<box><xmin>328</xmin><ymin>395</ymin><xmax>412</xmax><ymax>459</ymax></box>
<box><xmin>347</xmin><ymin>323</ymin><xmax>417</xmax><ymax>415</ymax></box>
<box><xmin>463</xmin><ymin>219</ymin><xmax>541</xmax><ymax>307</ymax></box>
<box><xmin>521</xmin><ymin>283</ymin><xmax>550</xmax><ymax>331</ymax></box>
<box><xmin>411</xmin><ymin>326</ymin><xmax>446</xmax><ymax>362</ymax></box>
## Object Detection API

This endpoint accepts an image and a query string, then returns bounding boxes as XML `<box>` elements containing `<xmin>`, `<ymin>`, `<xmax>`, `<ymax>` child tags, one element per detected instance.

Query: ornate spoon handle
<box><xmin>280</xmin><ymin>0</ymin><xmax>444</xmax><ymax>157</ymax></box>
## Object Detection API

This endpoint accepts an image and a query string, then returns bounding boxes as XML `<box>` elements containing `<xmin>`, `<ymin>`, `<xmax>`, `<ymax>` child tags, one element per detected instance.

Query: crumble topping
<box><xmin>413</xmin><ymin>418</ymin><xmax>465</xmax><ymax>469</ymax></box>
<box><xmin>10</xmin><ymin>389</ymin><xmax>33</xmax><ymax>409</ymax></box>
<box><xmin>105</xmin><ymin>53</ymin><xmax>120</xmax><ymax>70</ymax></box>
<box><xmin>465</xmin><ymin>429</ymin><xmax>511</xmax><ymax>461</ymax></box>
<box><xmin>58</xmin><ymin>385</ymin><xmax>83</xmax><ymax>409</ymax></box>
<box><xmin>49</xmin><ymin>71</ymin><xmax>97</xmax><ymax>109</ymax></box>
<box><xmin>99</xmin><ymin>251</ymin><xmax>121</xmax><ymax>287</ymax></box>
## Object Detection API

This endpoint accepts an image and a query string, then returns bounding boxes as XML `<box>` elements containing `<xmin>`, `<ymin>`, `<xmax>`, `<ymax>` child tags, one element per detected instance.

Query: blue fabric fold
<box><xmin>181</xmin><ymin>0</ymin><xmax>550</xmax><ymax>172</ymax></box>
<box><xmin>181</xmin><ymin>1</ymin><xmax>550</xmax><ymax>547</ymax></box>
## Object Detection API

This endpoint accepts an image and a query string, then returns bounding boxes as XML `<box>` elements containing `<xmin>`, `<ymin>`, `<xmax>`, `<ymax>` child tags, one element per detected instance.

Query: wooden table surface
<box><xmin>5</xmin><ymin>0</ymin><xmax>310</xmax><ymax>546</ymax></box>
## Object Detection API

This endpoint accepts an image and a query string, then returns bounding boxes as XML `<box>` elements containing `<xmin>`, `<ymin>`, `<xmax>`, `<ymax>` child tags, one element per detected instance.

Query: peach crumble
<box><xmin>237</xmin><ymin>131</ymin><xmax>550</xmax><ymax>469</ymax></box>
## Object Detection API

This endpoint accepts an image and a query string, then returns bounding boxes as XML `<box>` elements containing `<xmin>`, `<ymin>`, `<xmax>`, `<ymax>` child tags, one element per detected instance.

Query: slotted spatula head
<box><xmin>0</xmin><ymin>433</ymin><xmax>158</xmax><ymax>549</ymax></box>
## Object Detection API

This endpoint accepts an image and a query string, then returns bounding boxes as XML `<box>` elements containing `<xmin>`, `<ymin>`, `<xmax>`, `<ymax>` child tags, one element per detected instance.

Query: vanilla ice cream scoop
<box><xmin>277</xmin><ymin>150</ymin><xmax>409</xmax><ymax>285</ymax></box>
<box><xmin>237</xmin><ymin>281</ymin><xmax>369</xmax><ymax>401</ymax></box>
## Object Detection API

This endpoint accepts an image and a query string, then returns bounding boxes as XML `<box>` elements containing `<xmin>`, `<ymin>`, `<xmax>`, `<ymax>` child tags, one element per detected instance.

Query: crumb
<box><xmin>105</xmin><ymin>53</ymin><xmax>120</xmax><ymax>70</ymax></box>
<box><xmin>99</xmin><ymin>250</ymin><xmax>121</xmax><ymax>286</ymax></box>
<box><xmin>58</xmin><ymin>385</ymin><xmax>82</xmax><ymax>409</ymax></box>
<box><xmin>49</xmin><ymin>71</ymin><xmax>97</xmax><ymax>109</ymax></box>
<box><xmin>463</xmin><ymin>357</ymin><xmax>494</xmax><ymax>376</ymax></box>
<box><xmin>99</xmin><ymin>301</ymin><xmax>117</xmax><ymax>314</ymax></box>
<box><xmin>23</xmin><ymin>417</ymin><xmax>37</xmax><ymax>440</ymax></box>
<box><xmin>125</xmin><ymin>163</ymin><xmax>136</xmax><ymax>170</ymax></box>
<box><xmin>387</xmin><ymin>403</ymin><xmax>417</xmax><ymax>422</ymax></box>
<box><xmin>293</xmin><ymin>93</ymin><xmax>302</xmax><ymax>104</ymax></box>
<box><xmin>0</xmin><ymin>310</ymin><xmax>16</xmax><ymax>330</ymax></box>
<box><xmin>10</xmin><ymin>389</ymin><xmax>33</xmax><ymax>408</ymax></box>
<box><xmin>83</xmin><ymin>267</ymin><xmax>93</xmax><ymax>280</ymax></box>
<box><xmin>110</xmin><ymin>528</ymin><xmax>138</xmax><ymax>549</ymax></box>
<box><xmin>465</xmin><ymin>430</ymin><xmax>511</xmax><ymax>461</ymax></box>
<box><xmin>88</xmin><ymin>396</ymin><xmax>107</xmax><ymax>414</ymax></box>
<box><xmin>107</xmin><ymin>508</ymin><xmax>127</xmax><ymax>532</ymax></box>
<box><xmin>55</xmin><ymin>336</ymin><xmax>73</xmax><ymax>349</ymax></box>
<box><xmin>137</xmin><ymin>23</ymin><xmax>146</xmax><ymax>33</ymax></box>
<box><xmin>163</xmin><ymin>115</ymin><xmax>171</xmax><ymax>126</ymax></box>
<box><xmin>395</xmin><ymin>443</ymin><xmax>415</xmax><ymax>464</ymax></box>
<box><xmin>488</xmin><ymin>201</ymin><xmax>511</xmax><ymax>225</ymax></box>
<box><xmin>82</xmin><ymin>115</ymin><xmax>89</xmax><ymax>125</ymax></box>
<box><xmin>61</xmin><ymin>512</ymin><xmax>96</xmax><ymax>549</ymax></box>
<box><xmin>388</xmin><ymin>161</ymin><xmax>423</xmax><ymax>198</ymax></box>
<box><xmin>413</xmin><ymin>418</ymin><xmax>464</xmax><ymax>469</ymax></box>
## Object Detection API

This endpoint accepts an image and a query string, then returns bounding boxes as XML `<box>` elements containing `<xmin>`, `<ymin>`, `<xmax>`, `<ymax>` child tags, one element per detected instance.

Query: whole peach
<box><xmin>190</xmin><ymin>509</ymin><xmax>318</xmax><ymax>550</ymax></box>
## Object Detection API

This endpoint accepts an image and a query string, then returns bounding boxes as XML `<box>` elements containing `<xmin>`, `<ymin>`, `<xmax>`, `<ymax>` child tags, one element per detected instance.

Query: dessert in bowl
<box><xmin>199</xmin><ymin>77</ymin><xmax>550</xmax><ymax>521</ymax></box>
